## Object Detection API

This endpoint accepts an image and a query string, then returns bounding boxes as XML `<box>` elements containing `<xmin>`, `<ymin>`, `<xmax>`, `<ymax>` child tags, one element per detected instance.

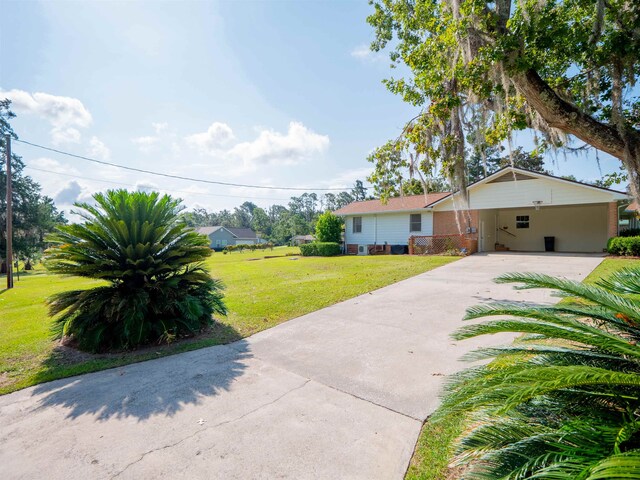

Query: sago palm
<box><xmin>45</xmin><ymin>189</ymin><xmax>226</xmax><ymax>352</ymax></box>
<box><xmin>437</xmin><ymin>269</ymin><xmax>640</xmax><ymax>479</ymax></box>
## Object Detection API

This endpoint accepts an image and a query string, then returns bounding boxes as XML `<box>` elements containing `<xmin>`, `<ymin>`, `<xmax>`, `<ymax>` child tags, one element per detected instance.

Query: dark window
<box><xmin>516</xmin><ymin>215</ymin><xmax>530</xmax><ymax>229</ymax></box>
<box><xmin>353</xmin><ymin>216</ymin><xmax>362</xmax><ymax>233</ymax></box>
<box><xmin>410</xmin><ymin>214</ymin><xmax>422</xmax><ymax>232</ymax></box>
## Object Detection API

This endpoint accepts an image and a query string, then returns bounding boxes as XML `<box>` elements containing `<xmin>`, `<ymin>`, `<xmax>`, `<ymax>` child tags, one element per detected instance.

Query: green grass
<box><xmin>405</xmin><ymin>412</ymin><xmax>467</xmax><ymax>480</ymax></box>
<box><xmin>405</xmin><ymin>256</ymin><xmax>640</xmax><ymax>480</ymax></box>
<box><xmin>583</xmin><ymin>257</ymin><xmax>640</xmax><ymax>284</ymax></box>
<box><xmin>0</xmin><ymin>246</ymin><xmax>458</xmax><ymax>394</ymax></box>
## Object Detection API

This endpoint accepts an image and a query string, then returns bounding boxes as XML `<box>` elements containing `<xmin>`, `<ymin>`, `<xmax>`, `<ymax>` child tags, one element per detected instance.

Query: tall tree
<box><xmin>232</xmin><ymin>201</ymin><xmax>257</xmax><ymax>228</ymax></box>
<box><xmin>467</xmin><ymin>146</ymin><xmax>548</xmax><ymax>183</ymax></box>
<box><xmin>351</xmin><ymin>180</ymin><xmax>369</xmax><ymax>201</ymax></box>
<box><xmin>366</xmin><ymin>0</ymin><xmax>640</xmax><ymax>200</ymax></box>
<box><xmin>250</xmin><ymin>207</ymin><xmax>271</xmax><ymax>236</ymax></box>
<box><xmin>0</xmin><ymin>99</ymin><xmax>66</xmax><ymax>268</ymax></box>
<box><xmin>336</xmin><ymin>191</ymin><xmax>355</xmax><ymax>209</ymax></box>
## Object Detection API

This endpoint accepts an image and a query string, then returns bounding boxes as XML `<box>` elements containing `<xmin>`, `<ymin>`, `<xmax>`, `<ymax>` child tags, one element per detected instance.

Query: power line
<box><xmin>24</xmin><ymin>166</ymin><xmax>291</xmax><ymax>201</ymax></box>
<box><xmin>15</xmin><ymin>138</ymin><xmax>354</xmax><ymax>192</ymax></box>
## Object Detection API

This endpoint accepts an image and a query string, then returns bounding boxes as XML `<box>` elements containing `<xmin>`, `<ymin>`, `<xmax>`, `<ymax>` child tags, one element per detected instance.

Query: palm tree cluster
<box><xmin>45</xmin><ymin>190</ymin><xmax>226</xmax><ymax>352</ymax></box>
<box><xmin>438</xmin><ymin>270</ymin><xmax>640</xmax><ymax>479</ymax></box>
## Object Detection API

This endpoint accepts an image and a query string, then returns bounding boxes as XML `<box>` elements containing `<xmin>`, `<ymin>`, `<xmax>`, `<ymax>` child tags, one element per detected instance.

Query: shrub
<box><xmin>315</xmin><ymin>211</ymin><xmax>343</xmax><ymax>243</ymax></box>
<box><xmin>620</xmin><ymin>228</ymin><xmax>640</xmax><ymax>237</ymax></box>
<box><xmin>44</xmin><ymin>190</ymin><xmax>226</xmax><ymax>352</ymax></box>
<box><xmin>299</xmin><ymin>242</ymin><xmax>341</xmax><ymax>257</ymax></box>
<box><xmin>607</xmin><ymin>236</ymin><xmax>640</xmax><ymax>256</ymax></box>
<box><xmin>437</xmin><ymin>270</ymin><xmax>640</xmax><ymax>478</ymax></box>
<box><xmin>223</xmin><ymin>242</ymin><xmax>273</xmax><ymax>253</ymax></box>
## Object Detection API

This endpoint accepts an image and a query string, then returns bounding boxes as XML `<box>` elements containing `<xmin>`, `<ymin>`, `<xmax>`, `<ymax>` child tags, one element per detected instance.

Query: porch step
<box><xmin>495</xmin><ymin>243</ymin><xmax>510</xmax><ymax>251</ymax></box>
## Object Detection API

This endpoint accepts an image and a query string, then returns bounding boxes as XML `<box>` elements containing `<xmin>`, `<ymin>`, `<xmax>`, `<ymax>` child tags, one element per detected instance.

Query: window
<box><xmin>410</xmin><ymin>214</ymin><xmax>422</xmax><ymax>232</ymax></box>
<box><xmin>516</xmin><ymin>215</ymin><xmax>530</xmax><ymax>229</ymax></box>
<box><xmin>353</xmin><ymin>216</ymin><xmax>362</xmax><ymax>233</ymax></box>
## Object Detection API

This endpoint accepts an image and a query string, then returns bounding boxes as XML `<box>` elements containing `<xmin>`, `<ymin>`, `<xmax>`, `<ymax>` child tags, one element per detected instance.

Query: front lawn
<box><xmin>405</xmin><ymin>256</ymin><xmax>640</xmax><ymax>480</ymax></box>
<box><xmin>0</xmin><ymin>247</ymin><xmax>458</xmax><ymax>394</ymax></box>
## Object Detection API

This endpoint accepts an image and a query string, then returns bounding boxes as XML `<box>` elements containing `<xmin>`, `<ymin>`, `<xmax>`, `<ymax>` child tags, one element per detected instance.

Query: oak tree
<box><xmin>367</xmin><ymin>0</ymin><xmax>640</xmax><ymax>199</ymax></box>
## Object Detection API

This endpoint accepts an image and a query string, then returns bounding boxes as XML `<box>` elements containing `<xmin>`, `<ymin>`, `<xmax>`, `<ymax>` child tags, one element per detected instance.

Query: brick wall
<box><xmin>607</xmin><ymin>201</ymin><xmax>619</xmax><ymax>239</ymax></box>
<box><xmin>433</xmin><ymin>209</ymin><xmax>479</xmax><ymax>240</ymax></box>
<box><xmin>346</xmin><ymin>244</ymin><xmax>392</xmax><ymax>255</ymax></box>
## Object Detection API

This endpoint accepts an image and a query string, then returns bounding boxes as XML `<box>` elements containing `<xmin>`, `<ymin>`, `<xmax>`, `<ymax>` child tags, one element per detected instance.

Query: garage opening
<box><xmin>479</xmin><ymin>204</ymin><xmax>609</xmax><ymax>253</ymax></box>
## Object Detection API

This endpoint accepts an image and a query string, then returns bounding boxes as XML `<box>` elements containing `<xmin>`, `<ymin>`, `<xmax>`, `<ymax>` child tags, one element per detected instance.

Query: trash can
<box><xmin>544</xmin><ymin>236</ymin><xmax>555</xmax><ymax>252</ymax></box>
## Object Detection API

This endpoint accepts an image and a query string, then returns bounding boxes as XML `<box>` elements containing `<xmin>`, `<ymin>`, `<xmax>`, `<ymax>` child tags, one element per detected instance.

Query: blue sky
<box><xmin>0</xmin><ymin>0</ymin><xmax>625</xmax><ymax>214</ymax></box>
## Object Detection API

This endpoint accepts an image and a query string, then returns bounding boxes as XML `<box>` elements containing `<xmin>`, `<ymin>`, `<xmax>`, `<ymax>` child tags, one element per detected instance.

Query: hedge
<box><xmin>223</xmin><ymin>242</ymin><xmax>274</xmax><ymax>253</ymax></box>
<box><xmin>299</xmin><ymin>242</ymin><xmax>342</xmax><ymax>257</ymax></box>
<box><xmin>607</xmin><ymin>236</ymin><xmax>640</xmax><ymax>256</ymax></box>
<box><xmin>619</xmin><ymin>228</ymin><xmax>640</xmax><ymax>237</ymax></box>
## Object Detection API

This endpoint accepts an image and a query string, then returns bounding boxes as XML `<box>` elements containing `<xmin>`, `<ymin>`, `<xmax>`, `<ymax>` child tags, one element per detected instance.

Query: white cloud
<box><xmin>350</xmin><ymin>44</ymin><xmax>385</xmax><ymax>63</ymax></box>
<box><xmin>326</xmin><ymin>167</ymin><xmax>373</xmax><ymax>189</ymax></box>
<box><xmin>31</xmin><ymin>157</ymin><xmax>65</xmax><ymax>170</ymax></box>
<box><xmin>152</xmin><ymin>122</ymin><xmax>168</xmax><ymax>134</ymax></box>
<box><xmin>54</xmin><ymin>180</ymin><xmax>84</xmax><ymax>205</ymax></box>
<box><xmin>131</xmin><ymin>122</ymin><xmax>173</xmax><ymax>153</ymax></box>
<box><xmin>1</xmin><ymin>89</ymin><xmax>92</xmax><ymax>144</ymax></box>
<box><xmin>228</xmin><ymin>121</ymin><xmax>329</xmax><ymax>169</ymax></box>
<box><xmin>51</xmin><ymin>127</ymin><xmax>81</xmax><ymax>145</ymax></box>
<box><xmin>185</xmin><ymin>122</ymin><xmax>235</xmax><ymax>154</ymax></box>
<box><xmin>131</xmin><ymin>135</ymin><xmax>159</xmax><ymax>153</ymax></box>
<box><xmin>87</xmin><ymin>136</ymin><xmax>110</xmax><ymax>160</ymax></box>
<box><xmin>134</xmin><ymin>180</ymin><xmax>158</xmax><ymax>192</ymax></box>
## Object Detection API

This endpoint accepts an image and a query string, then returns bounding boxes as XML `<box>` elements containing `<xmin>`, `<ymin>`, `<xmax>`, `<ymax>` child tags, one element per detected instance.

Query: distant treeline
<box><xmin>180</xmin><ymin>181</ymin><xmax>369</xmax><ymax>245</ymax></box>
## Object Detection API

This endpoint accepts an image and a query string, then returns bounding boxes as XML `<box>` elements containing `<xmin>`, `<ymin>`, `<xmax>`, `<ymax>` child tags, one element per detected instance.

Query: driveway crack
<box><xmin>109</xmin><ymin>379</ymin><xmax>310</xmax><ymax>478</ymax></box>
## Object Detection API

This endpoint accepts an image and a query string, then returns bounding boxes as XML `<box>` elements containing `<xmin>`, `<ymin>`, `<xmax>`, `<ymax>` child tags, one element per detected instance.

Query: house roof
<box><xmin>292</xmin><ymin>234</ymin><xmax>315</xmax><ymax>240</ymax></box>
<box><xmin>194</xmin><ymin>226</ymin><xmax>224</xmax><ymax>236</ymax></box>
<box><xmin>194</xmin><ymin>226</ymin><xmax>258</xmax><ymax>239</ymax></box>
<box><xmin>226</xmin><ymin>227</ymin><xmax>258</xmax><ymax>239</ymax></box>
<box><xmin>334</xmin><ymin>192</ymin><xmax>450</xmax><ymax>216</ymax></box>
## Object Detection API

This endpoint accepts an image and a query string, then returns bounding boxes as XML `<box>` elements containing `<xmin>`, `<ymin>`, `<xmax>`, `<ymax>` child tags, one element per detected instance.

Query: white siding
<box><xmin>436</xmin><ymin>176</ymin><xmax>622</xmax><ymax>211</ymax></box>
<box><xmin>344</xmin><ymin>212</ymin><xmax>433</xmax><ymax>245</ymax></box>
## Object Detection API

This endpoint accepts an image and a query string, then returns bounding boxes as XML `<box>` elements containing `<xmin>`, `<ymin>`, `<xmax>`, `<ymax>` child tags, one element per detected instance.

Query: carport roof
<box><xmin>427</xmin><ymin>166</ymin><xmax>628</xmax><ymax>208</ymax></box>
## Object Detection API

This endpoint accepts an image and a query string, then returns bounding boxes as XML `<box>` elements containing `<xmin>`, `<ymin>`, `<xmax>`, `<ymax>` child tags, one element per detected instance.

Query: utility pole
<box><xmin>5</xmin><ymin>134</ymin><xmax>13</xmax><ymax>289</ymax></box>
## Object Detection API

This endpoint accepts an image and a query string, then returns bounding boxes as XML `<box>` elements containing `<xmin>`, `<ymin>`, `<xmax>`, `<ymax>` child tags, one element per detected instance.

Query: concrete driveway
<box><xmin>0</xmin><ymin>253</ymin><xmax>603</xmax><ymax>479</ymax></box>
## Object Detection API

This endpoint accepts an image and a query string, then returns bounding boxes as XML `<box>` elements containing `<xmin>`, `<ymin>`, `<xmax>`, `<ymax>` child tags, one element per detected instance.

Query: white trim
<box><xmin>336</xmin><ymin>208</ymin><xmax>432</xmax><ymax>217</ymax></box>
<box><xmin>428</xmin><ymin>167</ymin><xmax>628</xmax><ymax>209</ymax></box>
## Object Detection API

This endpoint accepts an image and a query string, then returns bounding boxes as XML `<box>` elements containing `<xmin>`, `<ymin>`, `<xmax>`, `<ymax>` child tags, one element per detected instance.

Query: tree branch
<box><xmin>511</xmin><ymin>68</ymin><xmax>639</xmax><ymax>161</ymax></box>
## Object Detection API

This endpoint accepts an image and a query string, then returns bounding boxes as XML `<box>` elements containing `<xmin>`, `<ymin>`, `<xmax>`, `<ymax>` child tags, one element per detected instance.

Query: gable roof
<box><xmin>428</xmin><ymin>166</ymin><xmax>628</xmax><ymax>208</ymax></box>
<box><xmin>194</xmin><ymin>226</ymin><xmax>257</xmax><ymax>238</ymax></box>
<box><xmin>334</xmin><ymin>192</ymin><xmax>450</xmax><ymax>216</ymax></box>
<box><xmin>226</xmin><ymin>227</ymin><xmax>258</xmax><ymax>239</ymax></box>
<box><xmin>194</xmin><ymin>226</ymin><xmax>224</xmax><ymax>236</ymax></box>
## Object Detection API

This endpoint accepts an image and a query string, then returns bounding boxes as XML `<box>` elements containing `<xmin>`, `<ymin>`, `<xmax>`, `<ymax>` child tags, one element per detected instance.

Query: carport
<box><xmin>431</xmin><ymin>168</ymin><xmax>628</xmax><ymax>253</ymax></box>
<box><xmin>478</xmin><ymin>203</ymin><xmax>611</xmax><ymax>253</ymax></box>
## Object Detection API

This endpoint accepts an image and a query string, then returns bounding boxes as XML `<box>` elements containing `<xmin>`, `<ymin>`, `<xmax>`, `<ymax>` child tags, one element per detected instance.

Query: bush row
<box><xmin>607</xmin><ymin>236</ymin><xmax>640</xmax><ymax>256</ymax></box>
<box><xmin>223</xmin><ymin>242</ymin><xmax>274</xmax><ymax>253</ymax></box>
<box><xmin>619</xmin><ymin>228</ymin><xmax>640</xmax><ymax>237</ymax></box>
<box><xmin>299</xmin><ymin>242</ymin><xmax>341</xmax><ymax>257</ymax></box>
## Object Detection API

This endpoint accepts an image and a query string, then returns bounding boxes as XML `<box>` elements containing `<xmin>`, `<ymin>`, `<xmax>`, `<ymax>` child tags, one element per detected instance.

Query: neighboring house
<box><xmin>226</xmin><ymin>227</ymin><xmax>264</xmax><ymax>245</ymax></box>
<box><xmin>291</xmin><ymin>234</ymin><xmax>315</xmax><ymax>246</ymax></box>
<box><xmin>195</xmin><ymin>226</ymin><xmax>265</xmax><ymax>250</ymax></box>
<box><xmin>334</xmin><ymin>166</ymin><xmax>628</xmax><ymax>254</ymax></box>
